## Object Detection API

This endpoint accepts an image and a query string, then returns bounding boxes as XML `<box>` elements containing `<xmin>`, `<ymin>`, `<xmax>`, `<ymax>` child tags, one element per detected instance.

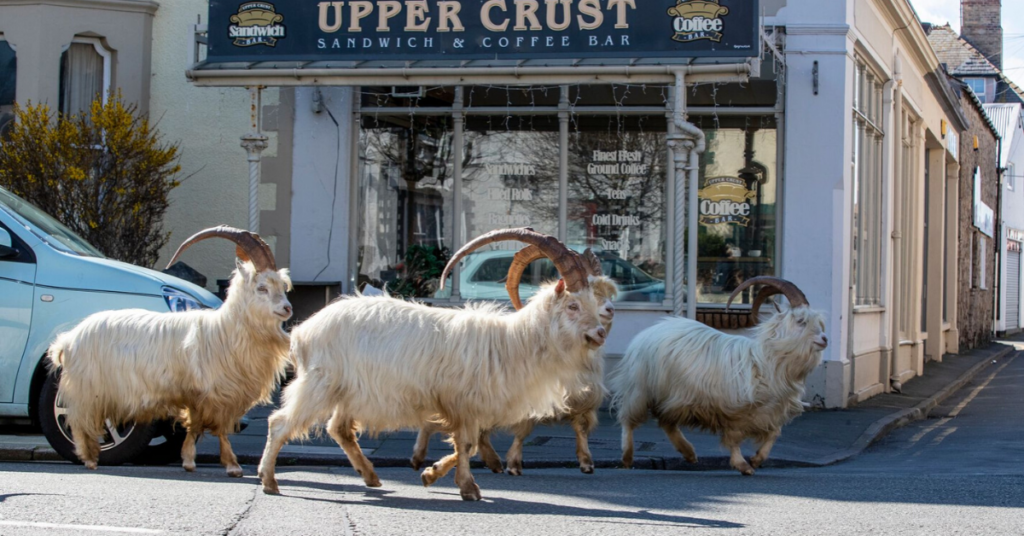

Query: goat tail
<box><xmin>47</xmin><ymin>331</ymin><xmax>74</xmax><ymax>371</ymax></box>
<box><xmin>607</xmin><ymin>357</ymin><xmax>649</xmax><ymax>429</ymax></box>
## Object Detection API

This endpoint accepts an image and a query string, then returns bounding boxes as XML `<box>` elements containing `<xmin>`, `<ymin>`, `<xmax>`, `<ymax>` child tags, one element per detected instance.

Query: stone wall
<box><xmin>956</xmin><ymin>84</ymin><xmax>1000</xmax><ymax>350</ymax></box>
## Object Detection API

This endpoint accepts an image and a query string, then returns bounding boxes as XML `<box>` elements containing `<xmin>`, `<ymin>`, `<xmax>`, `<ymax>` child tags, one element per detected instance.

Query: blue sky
<box><xmin>910</xmin><ymin>0</ymin><xmax>1024</xmax><ymax>89</ymax></box>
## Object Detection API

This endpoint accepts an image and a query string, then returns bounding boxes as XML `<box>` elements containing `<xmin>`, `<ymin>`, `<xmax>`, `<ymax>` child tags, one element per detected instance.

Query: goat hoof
<box><xmin>506</xmin><ymin>466</ymin><xmax>522</xmax><ymax>477</ymax></box>
<box><xmin>421</xmin><ymin>469</ymin><xmax>439</xmax><ymax>487</ymax></box>
<box><xmin>84</xmin><ymin>461</ymin><xmax>98</xmax><ymax>471</ymax></box>
<box><xmin>580</xmin><ymin>464</ymin><xmax>594</xmax><ymax>474</ymax></box>
<box><xmin>183</xmin><ymin>463</ymin><xmax>196</xmax><ymax>473</ymax></box>
<box><xmin>685</xmin><ymin>455</ymin><xmax>699</xmax><ymax>464</ymax></box>
<box><xmin>737</xmin><ymin>465</ymin><xmax>755</xmax><ymax>476</ymax></box>
<box><xmin>460</xmin><ymin>484</ymin><xmax>482</xmax><ymax>501</ymax></box>
<box><xmin>365</xmin><ymin>474</ymin><xmax>383</xmax><ymax>488</ymax></box>
<box><xmin>226</xmin><ymin>467</ymin><xmax>244</xmax><ymax>478</ymax></box>
<box><xmin>750</xmin><ymin>458</ymin><xmax>764</xmax><ymax>469</ymax></box>
<box><xmin>485</xmin><ymin>462</ymin><xmax>504</xmax><ymax>474</ymax></box>
<box><xmin>410</xmin><ymin>457</ymin><xmax>424</xmax><ymax>471</ymax></box>
<box><xmin>262</xmin><ymin>484</ymin><xmax>280</xmax><ymax>495</ymax></box>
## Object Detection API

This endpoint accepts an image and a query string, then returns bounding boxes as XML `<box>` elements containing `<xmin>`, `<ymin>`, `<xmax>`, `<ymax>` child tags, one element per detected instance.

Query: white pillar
<box><xmin>241</xmin><ymin>86</ymin><xmax>268</xmax><ymax>234</ymax></box>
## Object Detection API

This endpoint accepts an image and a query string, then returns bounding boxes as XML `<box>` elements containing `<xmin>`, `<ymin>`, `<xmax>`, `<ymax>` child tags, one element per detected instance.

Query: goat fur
<box><xmin>48</xmin><ymin>261</ymin><xmax>292</xmax><ymax>475</ymax></box>
<box><xmin>257</xmin><ymin>279</ymin><xmax>608</xmax><ymax>501</ymax></box>
<box><xmin>610</xmin><ymin>304</ymin><xmax>827</xmax><ymax>475</ymax></box>
<box><xmin>410</xmin><ymin>276</ymin><xmax>619</xmax><ymax>475</ymax></box>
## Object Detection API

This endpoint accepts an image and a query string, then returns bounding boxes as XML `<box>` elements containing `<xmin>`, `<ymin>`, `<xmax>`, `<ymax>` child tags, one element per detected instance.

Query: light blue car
<box><xmin>0</xmin><ymin>186</ymin><xmax>221</xmax><ymax>464</ymax></box>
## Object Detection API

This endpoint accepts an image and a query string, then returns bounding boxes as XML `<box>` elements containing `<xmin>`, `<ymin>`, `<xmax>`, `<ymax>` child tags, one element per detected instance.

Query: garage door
<box><xmin>1008</xmin><ymin>248</ymin><xmax>1021</xmax><ymax>330</ymax></box>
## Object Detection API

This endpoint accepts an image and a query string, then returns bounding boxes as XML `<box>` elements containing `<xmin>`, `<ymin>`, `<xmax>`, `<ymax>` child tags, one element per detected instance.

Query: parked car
<box><xmin>0</xmin><ymin>186</ymin><xmax>221</xmax><ymax>465</ymax></box>
<box><xmin>434</xmin><ymin>247</ymin><xmax>665</xmax><ymax>302</ymax></box>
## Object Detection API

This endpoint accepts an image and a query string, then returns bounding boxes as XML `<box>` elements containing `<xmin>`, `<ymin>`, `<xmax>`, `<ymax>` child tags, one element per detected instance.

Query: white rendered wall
<box><xmin>996</xmin><ymin>108</ymin><xmax>1024</xmax><ymax>332</ymax></box>
<box><xmin>289</xmin><ymin>87</ymin><xmax>353</xmax><ymax>287</ymax></box>
<box><xmin>150</xmin><ymin>0</ymin><xmax>278</xmax><ymax>288</ymax></box>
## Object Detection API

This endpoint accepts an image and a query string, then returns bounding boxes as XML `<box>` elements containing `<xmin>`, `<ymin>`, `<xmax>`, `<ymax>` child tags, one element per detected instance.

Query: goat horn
<box><xmin>727</xmin><ymin>276</ymin><xmax>809</xmax><ymax>312</ymax></box>
<box><xmin>504</xmin><ymin>246</ymin><xmax>604</xmax><ymax>310</ymax></box>
<box><xmin>748</xmin><ymin>286</ymin><xmax>783</xmax><ymax>324</ymax></box>
<box><xmin>165</xmin><ymin>225</ymin><xmax>277</xmax><ymax>273</ymax></box>
<box><xmin>440</xmin><ymin>227</ymin><xmax>588</xmax><ymax>294</ymax></box>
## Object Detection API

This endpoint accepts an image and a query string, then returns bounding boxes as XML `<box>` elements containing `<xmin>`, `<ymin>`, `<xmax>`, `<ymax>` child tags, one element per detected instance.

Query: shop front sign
<box><xmin>697</xmin><ymin>176</ymin><xmax>755</xmax><ymax>226</ymax></box>
<box><xmin>207</xmin><ymin>0</ymin><xmax>759</xmax><ymax>62</ymax></box>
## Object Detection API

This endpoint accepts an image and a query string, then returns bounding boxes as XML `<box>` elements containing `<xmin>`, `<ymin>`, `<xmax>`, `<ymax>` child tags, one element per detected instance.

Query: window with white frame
<box><xmin>965</xmin><ymin>78</ymin><xmax>987</xmax><ymax>103</ymax></box>
<box><xmin>59</xmin><ymin>38</ymin><xmax>110</xmax><ymax>118</ymax></box>
<box><xmin>852</xmin><ymin>60</ymin><xmax>885</xmax><ymax>307</ymax></box>
<box><xmin>1008</xmin><ymin>163</ymin><xmax>1015</xmax><ymax>191</ymax></box>
<box><xmin>0</xmin><ymin>36</ymin><xmax>15</xmax><ymax>138</ymax></box>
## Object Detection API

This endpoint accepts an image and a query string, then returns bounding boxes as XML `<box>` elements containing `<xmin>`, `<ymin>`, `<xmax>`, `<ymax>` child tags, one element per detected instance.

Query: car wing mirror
<box><xmin>0</xmin><ymin>228</ymin><xmax>19</xmax><ymax>260</ymax></box>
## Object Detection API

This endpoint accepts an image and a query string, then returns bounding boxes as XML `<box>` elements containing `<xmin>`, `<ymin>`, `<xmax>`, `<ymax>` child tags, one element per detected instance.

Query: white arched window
<box><xmin>59</xmin><ymin>37</ymin><xmax>111</xmax><ymax>117</ymax></box>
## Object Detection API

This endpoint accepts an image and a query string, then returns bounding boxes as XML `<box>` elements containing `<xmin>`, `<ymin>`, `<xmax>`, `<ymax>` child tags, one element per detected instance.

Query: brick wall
<box><xmin>956</xmin><ymin>85</ymin><xmax>1000</xmax><ymax>350</ymax></box>
<box><xmin>961</xmin><ymin>0</ymin><xmax>1003</xmax><ymax>70</ymax></box>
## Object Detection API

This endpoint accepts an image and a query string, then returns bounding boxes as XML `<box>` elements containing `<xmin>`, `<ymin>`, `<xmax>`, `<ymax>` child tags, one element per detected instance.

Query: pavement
<box><xmin>1</xmin><ymin>336</ymin><xmax>1019</xmax><ymax>472</ymax></box>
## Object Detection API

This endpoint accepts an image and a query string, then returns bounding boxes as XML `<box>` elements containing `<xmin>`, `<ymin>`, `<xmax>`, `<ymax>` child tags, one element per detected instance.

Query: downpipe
<box><xmin>670</xmin><ymin>69</ymin><xmax>707</xmax><ymax>320</ymax></box>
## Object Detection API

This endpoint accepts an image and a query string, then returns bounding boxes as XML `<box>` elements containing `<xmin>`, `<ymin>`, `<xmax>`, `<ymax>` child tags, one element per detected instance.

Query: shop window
<box><xmin>567</xmin><ymin>115</ymin><xmax>668</xmax><ymax>303</ymax></box>
<box><xmin>456</xmin><ymin>115</ymin><xmax>561</xmax><ymax>301</ymax></box>
<box><xmin>0</xmin><ymin>38</ymin><xmax>15</xmax><ymax>139</ymax></box>
<box><xmin>1008</xmin><ymin>163</ymin><xmax>1015</xmax><ymax>191</ymax></box>
<box><xmin>691</xmin><ymin>116</ymin><xmax>778</xmax><ymax>305</ymax></box>
<box><xmin>356</xmin><ymin>115</ymin><xmax>455</xmax><ymax>298</ymax></box>
<box><xmin>852</xmin><ymin>60</ymin><xmax>885</xmax><ymax>307</ymax></box>
<box><xmin>59</xmin><ymin>39</ymin><xmax>110</xmax><ymax>117</ymax></box>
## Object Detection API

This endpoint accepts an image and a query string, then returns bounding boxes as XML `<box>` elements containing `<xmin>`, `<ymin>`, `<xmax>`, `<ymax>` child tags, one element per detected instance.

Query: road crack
<box><xmin>221</xmin><ymin>482</ymin><xmax>259</xmax><ymax>536</ymax></box>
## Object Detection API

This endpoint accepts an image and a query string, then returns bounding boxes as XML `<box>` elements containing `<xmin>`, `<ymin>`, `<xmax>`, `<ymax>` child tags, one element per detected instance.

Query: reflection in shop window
<box><xmin>446</xmin><ymin>115</ymin><xmax>561</xmax><ymax>301</ymax></box>
<box><xmin>0</xmin><ymin>39</ymin><xmax>15</xmax><ymax>139</ymax></box>
<box><xmin>693</xmin><ymin>116</ymin><xmax>778</xmax><ymax>305</ymax></box>
<box><xmin>567</xmin><ymin>115</ymin><xmax>667</xmax><ymax>303</ymax></box>
<box><xmin>356</xmin><ymin>116</ymin><xmax>454</xmax><ymax>298</ymax></box>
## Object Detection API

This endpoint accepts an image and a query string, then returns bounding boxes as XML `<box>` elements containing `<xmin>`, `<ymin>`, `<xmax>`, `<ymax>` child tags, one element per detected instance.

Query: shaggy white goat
<box><xmin>410</xmin><ymin>249</ymin><xmax>619</xmax><ymax>476</ymax></box>
<box><xmin>257</xmin><ymin>228</ymin><xmax>608</xmax><ymax>501</ymax></box>
<box><xmin>610</xmin><ymin>277</ymin><xmax>827</xmax><ymax>475</ymax></box>
<box><xmin>47</xmin><ymin>227</ymin><xmax>292</xmax><ymax>476</ymax></box>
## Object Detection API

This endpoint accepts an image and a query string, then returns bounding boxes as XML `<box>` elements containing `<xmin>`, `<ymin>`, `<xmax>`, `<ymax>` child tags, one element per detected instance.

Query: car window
<box><xmin>471</xmin><ymin>257</ymin><xmax>514</xmax><ymax>282</ymax></box>
<box><xmin>0</xmin><ymin>187</ymin><xmax>104</xmax><ymax>258</ymax></box>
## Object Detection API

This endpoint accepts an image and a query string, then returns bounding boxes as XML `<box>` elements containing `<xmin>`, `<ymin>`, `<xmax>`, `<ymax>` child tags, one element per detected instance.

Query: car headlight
<box><xmin>162</xmin><ymin>287</ymin><xmax>203</xmax><ymax>313</ymax></box>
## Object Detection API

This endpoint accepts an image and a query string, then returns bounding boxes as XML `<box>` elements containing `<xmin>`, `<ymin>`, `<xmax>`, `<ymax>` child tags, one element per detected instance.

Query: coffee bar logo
<box><xmin>229</xmin><ymin>3</ymin><xmax>286</xmax><ymax>47</ymax></box>
<box><xmin>698</xmin><ymin>176</ymin><xmax>755</xmax><ymax>226</ymax></box>
<box><xmin>668</xmin><ymin>0</ymin><xmax>730</xmax><ymax>43</ymax></box>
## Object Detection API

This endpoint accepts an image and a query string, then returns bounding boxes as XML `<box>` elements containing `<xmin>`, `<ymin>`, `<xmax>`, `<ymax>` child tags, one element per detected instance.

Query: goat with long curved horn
<box><xmin>166</xmin><ymin>225</ymin><xmax>277</xmax><ymax>273</ymax></box>
<box><xmin>504</xmin><ymin>246</ymin><xmax>604</xmax><ymax>311</ymax></box>
<box><xmin>440</xmin><ymin>228</ymin><xmax>590</xmax><ymax>295</ymax></box>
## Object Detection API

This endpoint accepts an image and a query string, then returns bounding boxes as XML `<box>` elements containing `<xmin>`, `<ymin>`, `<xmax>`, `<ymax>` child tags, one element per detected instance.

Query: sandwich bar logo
<box><xmin>229</xmin><ymin>2</ymin><xmax>286</xmax><ymax>47</ymax></box>
<box><xmin>668</xmin><ymin>0</ymin><xmax>730</xmax><ymax>43</ymax></box>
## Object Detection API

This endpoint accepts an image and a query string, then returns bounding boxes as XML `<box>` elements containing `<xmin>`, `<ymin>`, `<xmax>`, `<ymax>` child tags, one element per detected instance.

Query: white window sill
<box><xmin>853</xmin><ymin>305</ymin><xmax>885</xmax><ymax>314</ymax></box>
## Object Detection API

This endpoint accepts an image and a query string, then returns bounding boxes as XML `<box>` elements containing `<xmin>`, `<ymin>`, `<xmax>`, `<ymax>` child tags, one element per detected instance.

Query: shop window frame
<box><xmin>353</xmin><ymin>83</ymin><xmax>783</xmax><ymax>312</ymax></box>
<box><xmin>851</xmin><ymin>58</ymin><xmax>886</xmax><ymax>309</ymax></box>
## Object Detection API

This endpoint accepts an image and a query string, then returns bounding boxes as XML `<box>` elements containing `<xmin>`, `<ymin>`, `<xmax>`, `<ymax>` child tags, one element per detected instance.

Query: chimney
<box><xmin>961</xmin><ymin>0</ymin><xmax>1003</xmax><ymax>69</ymax></box>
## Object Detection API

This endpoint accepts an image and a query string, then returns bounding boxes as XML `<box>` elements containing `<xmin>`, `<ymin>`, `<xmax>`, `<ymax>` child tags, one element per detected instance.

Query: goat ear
<box><xmin>555</xmin><ymin>279</ymin><xmax>566</xmax><ymax>295</ymax></box>
<box><xmin>235</xmin><ymin>258</ymin><xmax>253</xmax><ymax>280</ymax></box>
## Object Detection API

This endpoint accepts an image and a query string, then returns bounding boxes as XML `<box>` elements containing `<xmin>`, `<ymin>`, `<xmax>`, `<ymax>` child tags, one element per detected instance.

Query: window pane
<box><xmin>356</xmin><ymin>115</ymin><xmax>455</xmax><ymax>298</ymax></box>
<box><xmin>692</xmin><ymin>116</ymin><xmax>778</xmax><ymax>305</ymax></box>
<box><xmin>566</xmin><ymin>115</ymin><xmax>667</xmax><ymax>303</ymax></box>
<box><xmin>456</xmin><ymin>115</ymin><xmax>560</xmax><ymax>302</ymax></box>
<box><xmin>59</xmin><ymin>42</ymin><xmax>104</xmax><ymax>117</ymax></box>
<box><xmin>0</xmin><ymin>40</ymin><xmax>15</xmax><ymax>138</ymax></box>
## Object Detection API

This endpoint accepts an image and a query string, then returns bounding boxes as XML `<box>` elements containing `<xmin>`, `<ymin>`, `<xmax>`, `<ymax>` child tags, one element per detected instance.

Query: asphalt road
<box><xmin>0</xmin><ymin>351</ymin><xmax>1020</xmax><ymax>536</ymax></box>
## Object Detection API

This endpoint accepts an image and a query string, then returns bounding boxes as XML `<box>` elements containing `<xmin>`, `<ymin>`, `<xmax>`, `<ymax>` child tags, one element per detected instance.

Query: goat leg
<box><xmin>411</xmin><ymin>423</ymin><xmax>438</xmax><ymax>471</ymax></box>
<box><xmin>327</xmin><ymin>410</ymin><xmax>381</xmax><ymax>488</ymax></box>
<box><xmin>181</xmin><ymin>426</ymin><xmax>202</xmax><ymax>473</ymax></box>
<box><xmin>421</xmin><ymin>451</ymin><xmax>458</xmax><ymax>487</ymax></box>
<box><xmin>722</xmin><ymin>429</ymin><xmax>755</xmax><ymax>476</ymax></box>
<box><xmin>505</xmin><ymin>420</ymin><xmax>533</xmax><ymax>476</ymax></box>
<box><xmin>477</xmin><ymin>430</ymin><xmax>504</xmax><ymax>473</ymax></box>
<box><xmin>454</xmin><ymin>430</ymin><xmax>482</xmax><ymax>501</ymax></box>
<box><xmin>217</xmin><ymin>432</ymin><xmax>243</xmax><ymax>477</ymax></box>
<box><xmin>659</xmin><ymin>421</ymin><xmax>699</xmax><ymax>464</ymax></box>
<box><xmin>572</xmin><ymin>411</ymin><xmax>598</xmax><ymax>474</ymax></box>
<box><xmin>750</xmin><ymin>429</ymin><xmax>781</xmax><ymax>469</ymax></box>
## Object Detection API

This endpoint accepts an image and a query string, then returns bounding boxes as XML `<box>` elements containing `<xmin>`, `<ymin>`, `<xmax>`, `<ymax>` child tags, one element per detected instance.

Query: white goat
<box><xmin>47</xmin><ymin>227</ymin><xmax>293</xmax><ymax>476</ymax></box>
<box><xmin>257</xmin><ymin>228</ymin><xmax>608</xmax><ymax>501</ymax></box>
<box><xmin>410</xmin><ymin>246</ymin><xmax>619</xmax><ymax>476</ymax></box>
<box><xmin>610</xmin><ymin>277</ymin><xmax>827</xmax><ymax>475</ymax></box>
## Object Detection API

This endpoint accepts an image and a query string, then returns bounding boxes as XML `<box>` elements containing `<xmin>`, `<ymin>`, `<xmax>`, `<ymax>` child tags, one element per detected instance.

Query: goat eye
<box><xmin>568</xmin><ymin>303</ymin><xmax>579</xmax><ymax>312</ymax></box>
<box><xmin>257</xmin><ymin>286</ymin><xmax>269</xmax><ymax>294</ymax></box>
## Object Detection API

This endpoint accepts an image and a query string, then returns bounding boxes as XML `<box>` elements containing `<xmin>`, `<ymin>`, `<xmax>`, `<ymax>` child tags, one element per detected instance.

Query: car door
<box><xmin>0</xmin><ymin>223</ymin><xmax>37</xmax><ymax>403</ymax></box>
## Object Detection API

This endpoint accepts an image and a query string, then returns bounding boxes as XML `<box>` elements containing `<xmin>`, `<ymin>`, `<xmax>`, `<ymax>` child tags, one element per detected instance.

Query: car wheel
<box><xmin>38</xmin><ymin>372</ymin><xmax>156</xmax><ymax>466</ymax></box>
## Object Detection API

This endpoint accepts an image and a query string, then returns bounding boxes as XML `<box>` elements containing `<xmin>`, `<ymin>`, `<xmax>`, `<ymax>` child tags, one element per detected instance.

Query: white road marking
<box><xmin>0</xmin><ymin>520</ymin><xmax>163</xmax><ymax>534</ymax></box>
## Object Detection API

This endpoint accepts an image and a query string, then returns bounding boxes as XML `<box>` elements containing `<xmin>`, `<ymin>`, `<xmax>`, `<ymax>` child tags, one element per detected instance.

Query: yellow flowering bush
<box><xmin>0</xmin><ymin>93</ymin><xmax>182</xmax><ymax>267</ymax></box>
